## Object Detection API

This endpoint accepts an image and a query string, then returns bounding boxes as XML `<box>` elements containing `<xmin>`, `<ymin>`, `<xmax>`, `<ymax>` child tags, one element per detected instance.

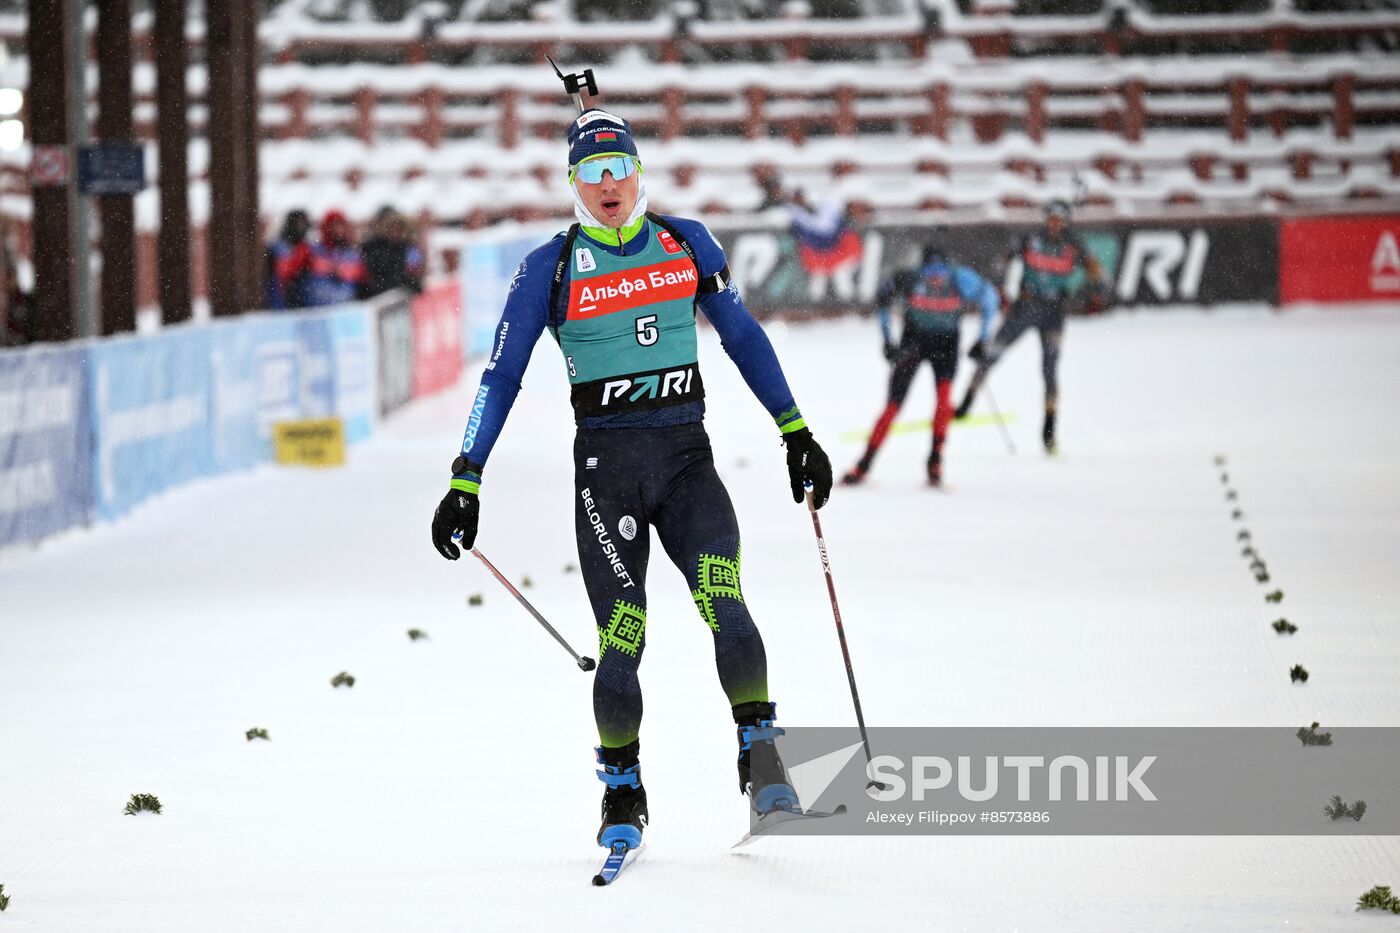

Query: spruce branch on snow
<box><xmin>1356</xmin><ymin>885</ymin><xmax>1400</xmax><ymax>913</ymax></box>
<box><xmin>1232</xmin><ymin>509</ymin><xmax>1245</xmax><ymax>520</ymax></box>
<box><xmin>1326</xmin><ymin>796</ymin><xmax>1367</xmax><ymax>822</ymax></box>
<box><xmin>1296</xmin><ymin>722</ymin><xmax>1331</xmax><ymax>745</ymax></box>
<box><xmin>407</xmin><ymin>628</ymin><xmax>427</xmax><ymax>641</ymax></box>
<box><xmin>1237</xmin><ymin>530</ymin><xmax>1251</xmax><ymax>542</ymax></box>
<box><xmin>245</xmin><ymin>727</ymin><xmax>270</xmax><ymax>741</ymax></box>
<box><xmin>331</xmin><ymin>671</ymin><xmax>356</xmax><ymax>688</ymax></box>
<box><xmin>1290</xmin><ymin>664</ymin><xmax>1309</xmax><ymax>683</ymax></box>
<box><xmin>467</xmin><ymin>593</ymin><xmax>484</xmax><ymax>606</ymax></box>
<box><xmin>1266</xmin><ymin>590</ymin><xmax>1285</xmax><ymax>603</ymax></box>
<box><xmin>1273</xmin><ymin>619</ymin><xmax>1298</xmax><ymax>634</ymax></box>
<box><xmin>123</xmin><ymin>794</ymin><xmax>162</xmax><ymax>815</ymax></box>
<box><xmin>0</xmin><ymin>882</ymin><xmax>9</xmax><ymax>911</ymax></box>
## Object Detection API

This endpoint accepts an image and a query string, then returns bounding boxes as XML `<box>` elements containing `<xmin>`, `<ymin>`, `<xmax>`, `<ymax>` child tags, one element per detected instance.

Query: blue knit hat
<box><xmin>567</xmin><ymin>109</ymin><xmax>639</xmax><ymax>167</ymax></box>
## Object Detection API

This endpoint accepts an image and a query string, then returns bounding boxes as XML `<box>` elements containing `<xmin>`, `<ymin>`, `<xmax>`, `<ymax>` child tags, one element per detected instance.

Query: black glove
<box><xmin>882</xmin><ymin>341</ymin><xmax>900</xmax><ymax>362</ymax></box>
<box><xmin>968</xmin><ymin>339</ymin><xmax>987</xmax><ymax>362</ymax></box>
<box><xmin>431</xmin><ymin>487</ymin><xmax>480</xmax><ymax>560</ymax></box>
<box><xmin>783</xmin><ymin>428</ymin><xmax>833</xmax><ymax>510</ymax></box>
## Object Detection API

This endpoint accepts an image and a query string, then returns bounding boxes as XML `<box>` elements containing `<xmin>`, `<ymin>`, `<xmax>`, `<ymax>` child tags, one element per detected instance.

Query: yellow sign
<box><xmin>273</xmin><ymin>418</ymin><xmax>346</xmax><ymax>467</ymax></box>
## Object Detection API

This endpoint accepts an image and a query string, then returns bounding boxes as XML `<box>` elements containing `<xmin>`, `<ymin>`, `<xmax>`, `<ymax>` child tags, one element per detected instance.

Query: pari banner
<box><xmin>0</xmin><ymin>345</ymin><xmax>93</xmax><ymax>547</ymax></box>
<box><xmin>747</xmin><ymin>727</ymin><xmax>1400</xmax><ymax>837</ymax></box>
<box><xmin>715</xmin><ymin>217</ymin><xmax>1279</xmax><ymax>314</ymax></box>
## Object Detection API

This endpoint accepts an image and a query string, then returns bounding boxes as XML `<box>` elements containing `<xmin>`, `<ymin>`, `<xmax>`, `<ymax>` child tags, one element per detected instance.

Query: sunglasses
<box><xmin>573</xmin><ymin>155</ymin><xmax>638</xmax><ymax>185</ymax></box>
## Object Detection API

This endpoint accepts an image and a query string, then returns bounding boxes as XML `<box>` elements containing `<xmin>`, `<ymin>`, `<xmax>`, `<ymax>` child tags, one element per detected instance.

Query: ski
<box><xmin>591</xmin><ymin>841</ymin><xmax>644</xmax><ymax>886</ymax></box>
<box><xmin>731</xmin><ymin>804</ymin><xmax>848</xmax><ymax>849</ymax></box>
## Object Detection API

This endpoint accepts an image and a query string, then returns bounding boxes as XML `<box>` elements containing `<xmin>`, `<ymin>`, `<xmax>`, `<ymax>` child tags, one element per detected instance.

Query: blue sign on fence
<box><xmin>0</xmin><ymin>345</ymin><xmax>92</xmax><ymax>547</ymax></box>
<box><xmin>78</xmin><ymin>141</ymin><xmax>147</xmax><ymax>196</ymax></box>
<box><xmin>90</xmin><ymin>328</ymin><xmax>215</xmax><ymax>521</ymax></box>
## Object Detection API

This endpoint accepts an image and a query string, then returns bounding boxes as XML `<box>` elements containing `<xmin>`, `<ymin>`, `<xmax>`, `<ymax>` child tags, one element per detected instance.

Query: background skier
<box><xmin>955</xmin><ymin>199</ymin><xmax>1108</xmax><ymax>454</ymax></box>
<box><xmin>843</xmin><ymin>242</ymin><xmax>999</xmax><ymax>487</ymax></box>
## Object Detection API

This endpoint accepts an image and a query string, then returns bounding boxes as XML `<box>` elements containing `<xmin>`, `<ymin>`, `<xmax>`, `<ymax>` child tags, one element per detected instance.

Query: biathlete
<box><xmin>955</xmin><ymin>200</ymin><xmax>1107</xmax><ymax>454</ymax></box>
<box><xmin>429</xmin><ymin>104</ymin><xmax>833</xmax><ymax>857</ymax></box>
<box><xmin>842</xmin><ymin>243</ymin><xmax>999</xmax><ymax>488</ymax></box>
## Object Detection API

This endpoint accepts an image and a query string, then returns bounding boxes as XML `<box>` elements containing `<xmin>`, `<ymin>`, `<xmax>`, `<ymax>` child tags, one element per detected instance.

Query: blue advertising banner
<box><xmin>295</xmin><ymin>315</ymin><xmax>335</xmax><ymax>421</ymax></box>
<box><xmin>324</xmin><ymin>305</ymin><xmax>374</xmax><ymax>444</ymax></box>
<box><xmin>90</xmin><ymin>328</ymin><xmax>216</xmax><ymax>521</ymax></box>
<box><xmin>210</xmin><ymin>315</ymin><xmax>300</xmax><ymax>473</ymax></box>
<box><xmin>0</xmin><ymin>344</ymin><xmax>92</xmax><ymax>547</ymax></box>
<box><xmin>460</xmin><ymin>227</ymin><xmax>555</xmax><ymax>359</ymax></box>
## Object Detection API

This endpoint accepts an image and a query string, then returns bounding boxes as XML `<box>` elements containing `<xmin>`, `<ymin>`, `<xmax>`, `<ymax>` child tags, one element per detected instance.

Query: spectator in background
<box><xmin>305</xmin><ymin>209</ymin><xmax>366</xmax><ymax>307</ymax></box>
<box><xmin>786</xmin><ymin>187</ymin><xmax>865</xmax><ymax>303</ymax></box>
<box><xmin>266</xmin><ymin>209</ymin><xmax>313</xmax><ymax>310</ymax></box>
<box><xmin>1</xmin><ymin>260</ymin><xmax>30</xmax><ymax>347</ymax></box>
<box><xmin>359</xmin><ymin>206</ymin><xmax>425</xmax><ymax>299</ymax></box>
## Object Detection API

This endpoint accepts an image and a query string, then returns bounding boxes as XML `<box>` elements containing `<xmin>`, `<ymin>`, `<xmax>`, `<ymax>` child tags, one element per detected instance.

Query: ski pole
<box><xmin>471</xmin><ymin>547</ymin><xmax>596</xmax><ymax>672</ymax></box>
<box><xmin>983</xmin><ymin>382</ymin><xmax>1017</xmax><ymax>456</ymax></box>
<box><xmin>804</xmin><ymin>489</ymin><xmax>885</xmax><ymax>789</ymax></box>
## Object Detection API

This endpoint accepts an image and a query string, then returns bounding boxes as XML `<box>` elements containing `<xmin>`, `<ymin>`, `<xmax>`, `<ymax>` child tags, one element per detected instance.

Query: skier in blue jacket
<box><xmin>429</xmin><ymin>108</ymin><xmax>833</xmax><ymax>855</ymax></box>
<box><xmin>842</xmin><ymin>244</ymin><xmax>999</xmax><ymax>487</ymax></box>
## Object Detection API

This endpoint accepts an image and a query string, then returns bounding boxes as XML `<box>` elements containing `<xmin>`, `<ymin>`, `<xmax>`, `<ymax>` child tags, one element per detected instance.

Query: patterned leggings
<box><xmin>573</xmin><ymin>422</ymin><xmax>768</xmax><ymax>749</ymax></box>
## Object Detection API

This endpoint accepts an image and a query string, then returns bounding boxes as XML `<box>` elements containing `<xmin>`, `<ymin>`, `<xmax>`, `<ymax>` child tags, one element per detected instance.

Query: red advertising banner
<box><xmin>411</xmin><ymin>279</ymin><xmax>464</xmax><ymax>398</ymax></box>
<box><xmin>1279</xmin><ymin>215</ymin><xmax>1400</xmax><ymax>304</ymax></box>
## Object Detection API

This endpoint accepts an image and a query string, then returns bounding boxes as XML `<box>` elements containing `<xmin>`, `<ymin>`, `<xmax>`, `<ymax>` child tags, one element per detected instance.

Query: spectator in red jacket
<box><xmin>266</xmin><ymin>209</ymin><xmax>313</xmax><ymax>310</ymax></box>
<box><xmin>305</xmin><ymin>210</ymin><xmax>367</xmax><ymax>307</ymax></box>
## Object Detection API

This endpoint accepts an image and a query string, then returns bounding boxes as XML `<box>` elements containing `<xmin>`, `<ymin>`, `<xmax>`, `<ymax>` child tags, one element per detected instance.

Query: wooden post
<box><xmin>1332</xmin><ymin>74</ymin><xmax>1354</xmax><ymax>140</ymax></box>
<box><xmin>1027</xmin><ymin>82</ymin><xmax>1047</xmax><ymax>143</ymax></box>
<box><xmin>354</xmin><ymin>86</ymin><xmax>376</xmax><ymax>145</ymax></box>
<box><xmin>744</xmin><ymin>86</ymin><xmax>766</xmax><ymax>141</ymax></box>
<box><xmin>661</xmin><ymin>86</ymin><xmax>683</xmax><ymax>142</ymax></box>
<box><xmin>241</xmin><ymin>4</ymin><xmax>261</xmax><ymax>309</ymax></box>
<box><xmin>155</xmin><ymin>0</ymin><xmax>192</xmax><ymax>323</ymax></box>
<box><xmin>419</xmin><ymin>86</ymin><xmax>444</xmax><ymax>148</ymax></box>
<box><xmin>207</xmin><ymin>0</ymin><xmax>250</xmax><ymax>316</ymax></box>
<box><xmin>929</xmin><ymin>84</ymin><xmax>949</xmax><ymax>140</ymax></box>
<box><xmin>500</xmin><ymin>88</ymin><xmax>519</xmax><ymax>149</ymax></box>
<box><xmin>835</xmin><ymin>85</ymin><xmax>857</xmax><ymax>138</ymax></box>
<box><xmin>1228</xmin><ymin>77</ymin><xmax>1249</xmax><ymax>143</ymax></box>
<box><xmin>97</xmin><ymin>0</ymin><xmax>137</xmax><ymax>335</ymax></box>
<box><xmin>1123</xmin><ymin>79</ymin><xmax>1145</xmax><ymax>143</ymax></box>
<box><xmin>28</xmin><ymin>0</ymin><xmax>75</xmax><ymax>342</ymax></box>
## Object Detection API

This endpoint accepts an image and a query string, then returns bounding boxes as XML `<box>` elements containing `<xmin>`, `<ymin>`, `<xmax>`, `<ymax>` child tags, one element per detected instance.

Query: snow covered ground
<box><xmin>2</xmin><ymin>304</ymin><xmax>1399</xmax><ymax>930</ymax></box>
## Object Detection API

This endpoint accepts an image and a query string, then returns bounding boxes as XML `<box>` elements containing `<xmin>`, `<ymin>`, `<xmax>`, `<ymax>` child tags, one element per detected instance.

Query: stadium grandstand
<box><xmin>0</xmin><ymin>0</ymin><xmax>1396</xmax><ymax>307</ymax></box>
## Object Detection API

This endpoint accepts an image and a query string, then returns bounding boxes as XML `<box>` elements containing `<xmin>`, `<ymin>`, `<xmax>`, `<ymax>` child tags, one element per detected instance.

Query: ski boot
<box><xmin>926</xmin><ymin>451</ymin><xmax>943</xmax><ymax>487</ymax></box>
<box><xmin>954</xmin><ymin>391</ymin><xmax>975</xmax><ymax>421</ymax></box>
<box><xmin>841</xmin><ymin>455</ymin><xmax>872</xmax><ymax>486</ymax></box>
<box><xmin>596</xmin><ymin>741</ymin><xmax>648</xmax><ymax>850</ymax></box>
<box><xmin>1042</xmin><ymin>410</ymin><xmax>1057</xmax><ymax>456</ymax></box>
<box><xmin>734</xmin><ymin>701</ymin><xmax>799</xmax><ymax>814</ymax></box>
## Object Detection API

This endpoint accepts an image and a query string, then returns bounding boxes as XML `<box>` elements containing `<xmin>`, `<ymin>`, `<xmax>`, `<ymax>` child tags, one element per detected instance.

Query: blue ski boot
<box><xmin>734</xmin><ymin>701</ymin><xmax>800</xmax><ymax>814</ymax></box>
<box><xmin>596</xmin><ymin>741</ymin><xmax>647</xmax><ymax>850</ymax></box>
